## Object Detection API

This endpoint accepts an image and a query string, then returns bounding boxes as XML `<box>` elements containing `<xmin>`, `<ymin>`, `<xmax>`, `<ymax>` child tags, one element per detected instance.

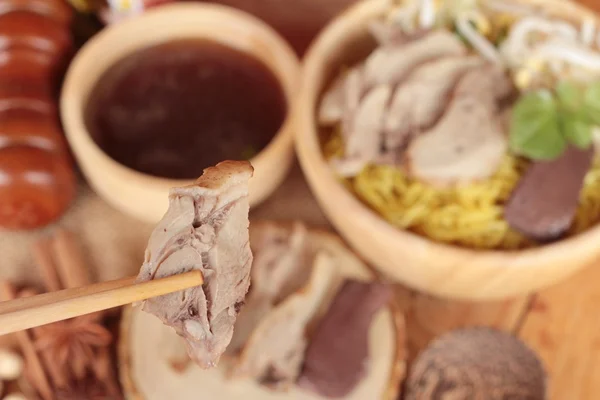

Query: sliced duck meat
<box><xmin>367</xmin><ymin>21</ymin><xmax>410</xmax><ymax>46</ymax></box>
<box><xmin>228</xmin><ymin>222</ymin><xmax>311</xmax><ymax>355</ymax></box>
<box><xmin>505</xmin><ymin>146</ymin><xmax>594</xmax><ymax>242</ymax></box>
<box><xmin>297</xmin><ymin>280</ymin><xmax>393</xmax><ymax>398</ymax></box>
<box><xmin>405</xmin><ymin>64</ymin><xmax>512</xmax><ymax>186</ymax></box>
<box><xmin>363</xmin><ymin>29</ymin><xmax>467</xmax><ymax>88</ymax></box>
<box><xmin>136</xmin><ymin>160</ymin><xmax>254</xmax><ymax>369</ymax></box>
<box><xmin>330</xmin><ymin>85</ymin><xmax>392</xmax><ymax>177</ymax></box>
<box><xmin>231</xmin><ymin>252</ymin><xmax>337</xmax><ymax>390</ymax></box>
<box><xmin>340</xmin><ymin>66</ymin><xmax>365</xmax><ymax>140</ymax></box>
<box><xmin>384</xmin><ymin>55</ymin><xmax>484</xmax><ymax>151</ymax></box>
<box><xmin>319</xmin><ymin>75</ymin><xmax>345</xmax><ymax>126</ymax></box>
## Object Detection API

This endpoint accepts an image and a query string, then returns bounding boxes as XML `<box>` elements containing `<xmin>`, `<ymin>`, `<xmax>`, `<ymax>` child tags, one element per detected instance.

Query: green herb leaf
<box><xmin>556</xmin><ymin>81</ymin><xmax>584</xmax><ymax>112</ymax></box>
<box><xmin>510</xmin><ymin>90</ymin><xmax>567</xmax><ymax>160</ymax></box>
<box><xmin>584</xmin><ymin>82</ymin><xmax>600</xmax><ymax>125</ymax></box>
<box><xmin>561</xmin><ymin>110</ymin><xmax>593</xmax><ymax>149</ymax></box>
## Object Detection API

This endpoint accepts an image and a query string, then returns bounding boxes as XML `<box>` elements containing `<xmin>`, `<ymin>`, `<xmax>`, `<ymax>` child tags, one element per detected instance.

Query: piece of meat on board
<box><xmin>227</xmin><ymin>222</ymin><xmax>311</xmax><ymax>355</ymax></box>
<box><xmin>231</xmin><ymin>252</ymin><xmax>337</xmax><ymax>390</ymax></box>
<box><xmin>136</xmin><ymin>160</ymin><xmax>254</xmax><ymax>369</ymax></box>
<box><xmin>298</xmin><ymin>280</ymin><xmax>393</xmax><ymax>398</ymax></box>
<box><xmin>505</xmin><ymin>146</ymin><xmax>594</xmax><ymax>242</ymax></box>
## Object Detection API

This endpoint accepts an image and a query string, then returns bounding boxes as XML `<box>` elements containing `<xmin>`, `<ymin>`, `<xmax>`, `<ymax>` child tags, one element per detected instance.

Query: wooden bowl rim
<box><xmin>118</xmin><ymin>220</ymin><xmax>407</xmax><ymax>400</ymax></box>
<box><xmin>295</xmin><ymin>0</ymin><xmax>600</xmax><ymax>276</ymax></box>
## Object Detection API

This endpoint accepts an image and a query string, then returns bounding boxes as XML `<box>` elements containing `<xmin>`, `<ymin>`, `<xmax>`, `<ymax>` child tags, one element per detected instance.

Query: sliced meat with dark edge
<box><xmin>505</xmin><ymin>146</ymin><xmax>593</xmax><ymax>241</ymax></box>
<box><xmin>297</xmin><ymin>280</ymin><xmax>393</xmax><ymax>398</ymax></box>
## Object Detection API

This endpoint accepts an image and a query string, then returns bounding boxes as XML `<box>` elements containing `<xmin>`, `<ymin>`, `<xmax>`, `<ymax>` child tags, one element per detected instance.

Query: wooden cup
<box><xmin>60</xmin><ymin>3</ymin><xmax>300</xmax><ymax>223</ymax></box>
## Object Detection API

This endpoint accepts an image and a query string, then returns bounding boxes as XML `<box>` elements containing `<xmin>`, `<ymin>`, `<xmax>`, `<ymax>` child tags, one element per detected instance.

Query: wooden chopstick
<box><xmin>0</xmin><ymin>270</ymin><xmax>203</xmax><ymax>336</ymax></box>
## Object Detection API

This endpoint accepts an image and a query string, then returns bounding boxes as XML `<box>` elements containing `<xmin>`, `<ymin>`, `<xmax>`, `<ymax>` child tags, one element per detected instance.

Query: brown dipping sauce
<box><xmin>85</xmin><ymin>39</ymin><xmax>287</xmax><ymax>179</ymax></box>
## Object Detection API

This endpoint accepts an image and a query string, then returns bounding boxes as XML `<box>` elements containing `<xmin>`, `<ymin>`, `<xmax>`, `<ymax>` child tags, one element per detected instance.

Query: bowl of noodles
<box><xmin>295</xmin><ymin>0</ymin><xmax>600</xmax><ymax>299</ymax></box>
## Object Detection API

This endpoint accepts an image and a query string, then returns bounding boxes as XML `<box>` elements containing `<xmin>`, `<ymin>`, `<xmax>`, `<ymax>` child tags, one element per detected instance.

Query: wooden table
<box><xmin>0</xmin><ymin>0</ymin><xmax>597</xmax><ymax>397</ymax></box>
<box><xmin>253</xmin><ymin>161</ymin><xmax>600</xmax><ymax>400</ymax></box>
<box><xmin>0</xmin><ymin>160</ymin><xmax>594</xmax><ymax>399</ymax></box>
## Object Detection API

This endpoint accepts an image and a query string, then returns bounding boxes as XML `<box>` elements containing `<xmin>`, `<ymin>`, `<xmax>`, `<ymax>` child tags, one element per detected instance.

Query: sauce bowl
<box><xmin>61</xmin><ymin>3</ymin><xmax>300</xmax><ymax>223</ymax></box>
<box><xmin>295</xmin><ymin>0</ymin><xmax>600</xmax><ymax>300</ymax></box>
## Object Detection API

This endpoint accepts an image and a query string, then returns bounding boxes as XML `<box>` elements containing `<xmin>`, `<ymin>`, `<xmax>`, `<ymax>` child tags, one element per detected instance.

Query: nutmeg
<box><xmin>0</xmin><ymin>108</ymin><xmax>66</xmax><ymax>153</ymax></box>
<box><xmin>0</xmin><ymin>0</ymin><xmax>73</xmax><ymax>25</ymax></box>
<box><xmin>405</xmin><ymin>327</ymin><xmax>547</xmax><ymax>400</ymax></box>
<box><xmin>0</xmin><ymin>349</ymin><xmax>23</xmax><ymax>381</ymax></box>
<box><xmin>0</xmin><ymin>145</ymin><xmax>76</xmax><ymax>230</ymax></box>
<box><xmin>0</xmin><ymin>11</ymin><xmax>72</xmax><ymax>58</ymax></box>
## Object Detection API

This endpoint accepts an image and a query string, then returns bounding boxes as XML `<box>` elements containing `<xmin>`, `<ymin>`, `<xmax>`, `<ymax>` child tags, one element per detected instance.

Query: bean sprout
<box><xmin>456</xmin><ymin>11</ymin><xmax>502</xmax><ymax>64</ymax></box>
<box><xmin>500</xmin><ymin>17</ymin><xmax>579</xmax><ymax>66</ymax></box>
<box><xmin>418</xmin><ymin>0</ymin><xmax>436</xmax><ymax>29</ymax></box>
<box><xmin>534</xmin><ymin>40</ymin><xmax>600</xmax><ymax>71</ymax></box>
<box><xmin>581</xmin><ymin>17</ymin><xmax>596</xmax><ymax>47</ymax></box>
<box><xmin>485</xmin><ymin>0</ymin><xmax>535</xmax><ymax>16</ymax></box>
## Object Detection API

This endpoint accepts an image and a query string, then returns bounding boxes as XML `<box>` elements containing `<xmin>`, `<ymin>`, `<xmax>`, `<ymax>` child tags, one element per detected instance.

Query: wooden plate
<box><xmin>119</xmin><ymin>222</ymin><xmax>406</xmax><ymax>400</ymax></box>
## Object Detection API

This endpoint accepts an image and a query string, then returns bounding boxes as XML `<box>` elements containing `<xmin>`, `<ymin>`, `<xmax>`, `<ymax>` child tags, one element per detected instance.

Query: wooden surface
<box><xmin>577</xmin><ymin>0</ymin><xmax>600</xmax><ymax>13</ymax></box>
<box><xmin>0</xmin><ymin>150</ymin><xmax>596</xmax><ymax>399</ymax></box>
<box><xmin>1</xmin><ymin>0</ymin><xmax>598</xmax><ymax>396</ymax></box>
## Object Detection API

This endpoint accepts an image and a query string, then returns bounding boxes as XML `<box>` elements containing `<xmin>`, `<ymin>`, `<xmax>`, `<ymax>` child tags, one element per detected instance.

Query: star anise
<box><xmin>55</xmin><ymin>375</ymin><xmax>120</xmax><ymax>400</ymax></box>
<box><xmin>34</xmin><ymin>314</ymin><xmax>112</xmax><ymax>384</ymax></box>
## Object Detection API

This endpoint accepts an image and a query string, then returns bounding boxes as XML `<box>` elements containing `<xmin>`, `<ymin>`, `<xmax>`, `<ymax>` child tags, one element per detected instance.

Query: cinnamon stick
<box><xmin>18</xmin><ymin>288</ymin><xmax>69</xmax><ymax>389</ymax></box>
<box><xmin>48</xmin><ymin>229</ymin><xmax>117</xmax><ymax>393</ymax></box>
<box><xmin>32</xmin><ymin>239</ymin><xmax>62</xmax><ymax>293</ymax></box>
<box><xmin>51</xmin><ymin>229</ymin><xmax>103</xmax><ymax>321</ymax></box>
<box><xmin>51</xmin><ymin>229</ymin><xmax>92</xmax><ymax>290</ymax></box>
<box><xmin>0</xmin><ymin>281</ymin><xmax>54</xmax><ymax>400</ymax></box>
<box><xmin>93</xmin><ymin>347</ymin><xmax>121</xmax><ymax>397</ymax></box>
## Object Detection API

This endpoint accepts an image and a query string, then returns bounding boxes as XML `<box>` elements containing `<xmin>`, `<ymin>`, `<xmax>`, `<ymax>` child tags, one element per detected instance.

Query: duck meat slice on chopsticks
<box><xmin>136</xmin><ymin>160</ymin><xmax>254</xmax><ymax>368</ymax></box>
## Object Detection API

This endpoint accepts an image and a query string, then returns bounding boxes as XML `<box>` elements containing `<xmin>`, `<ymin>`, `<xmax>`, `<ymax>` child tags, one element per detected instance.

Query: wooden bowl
<box><xmin>119</xmin><ymin>222</ymin><xmax>406</xmax><ymax>400</ymax></box>
<box><xmin>60</xmin><ymin>3</ymin><xmax>300</xmax><ymax>223</ymax></box>
<box><xmin>295</xmin><ymin>0</ymin><xmax>600</xmax><ymax>300</ymax></box>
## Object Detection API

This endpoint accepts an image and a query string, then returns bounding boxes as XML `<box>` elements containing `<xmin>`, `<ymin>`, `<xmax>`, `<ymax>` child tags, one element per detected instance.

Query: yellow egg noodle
<box><xmin>323</xmin><ymin>131</ymin><xmax>600</xmax><ymax>250</ymax></box>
